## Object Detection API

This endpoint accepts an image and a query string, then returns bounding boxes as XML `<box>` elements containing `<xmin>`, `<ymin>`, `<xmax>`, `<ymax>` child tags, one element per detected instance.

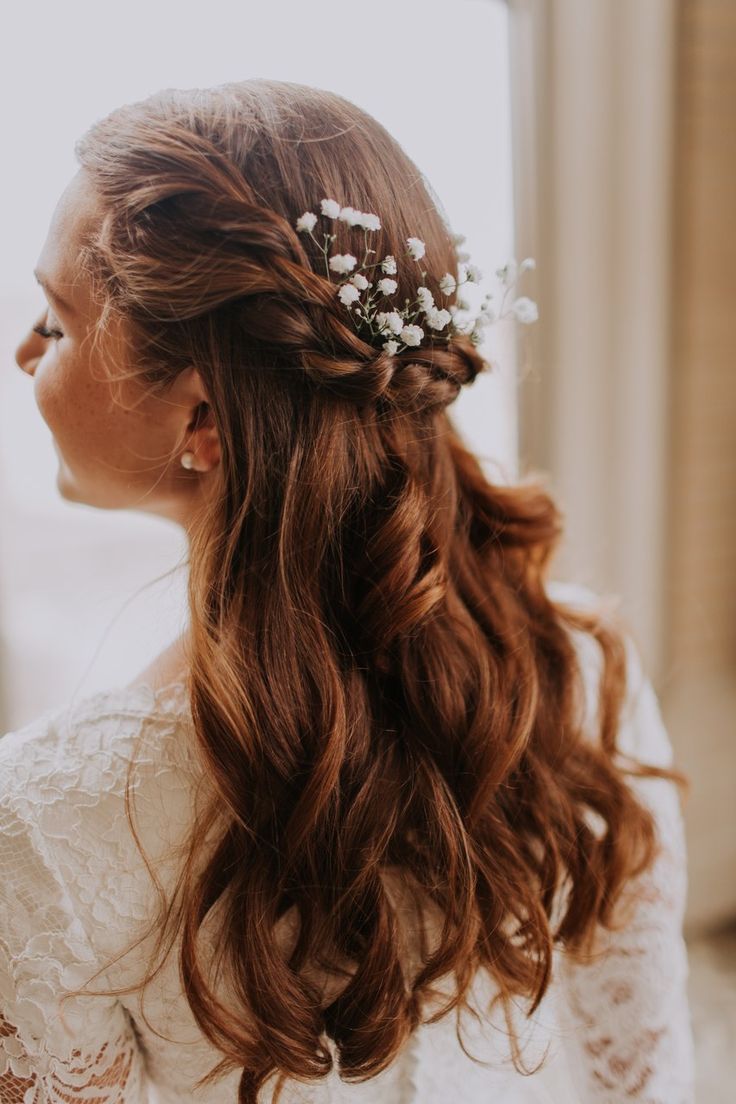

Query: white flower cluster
<box><xmin>295</xmin><ymin>199</ymin><xmax>538</xmax><ymax>356</ymax></box>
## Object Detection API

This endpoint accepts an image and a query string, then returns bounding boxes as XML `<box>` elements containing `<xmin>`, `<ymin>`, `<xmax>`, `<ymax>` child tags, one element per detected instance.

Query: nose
<box><xmin>15</xmin><ymin>314</ymin><xmax>47</xmax><ymax>377</ymax></box>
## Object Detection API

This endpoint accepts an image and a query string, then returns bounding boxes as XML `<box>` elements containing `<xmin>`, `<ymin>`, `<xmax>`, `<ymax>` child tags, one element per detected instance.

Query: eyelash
<box><xmin>33</xmin><ymin>322</ymin><xmax>64</xmax><ymax>342</ymax></box>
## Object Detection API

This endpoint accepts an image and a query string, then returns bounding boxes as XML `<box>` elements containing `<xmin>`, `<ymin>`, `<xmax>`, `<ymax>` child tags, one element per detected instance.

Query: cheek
<box><xmin>32</xmin><ymin>354</ymin><xmax>67</xmax><ymax>433</ymax></box>
<box><xmin>32</xmin><ymin>350</ymin><xmax>97</xmax><ymax>452</ymax></box>
<box><xmin>31</xmin><ymin>345</ymin><xmax>169</xmax><ymax>489</ymax></box>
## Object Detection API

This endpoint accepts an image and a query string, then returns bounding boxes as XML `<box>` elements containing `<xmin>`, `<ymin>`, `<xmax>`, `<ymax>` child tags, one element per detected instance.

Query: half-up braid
<box><xmin>71</xmin><ymin>78</ymin><xmax>688</xmax><ymax>1104</ymax></box>
<box><xmin>82</xmin><ymin>112</ymin><xmax>482</xmax><ymax>416</ymax></box>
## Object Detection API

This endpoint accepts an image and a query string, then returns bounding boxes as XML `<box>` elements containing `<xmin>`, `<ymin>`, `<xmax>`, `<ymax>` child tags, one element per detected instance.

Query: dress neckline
<box><xmin>79</xmin><ymin>676</ymin><xmax>192</xmax><ymax>718</ymax></box>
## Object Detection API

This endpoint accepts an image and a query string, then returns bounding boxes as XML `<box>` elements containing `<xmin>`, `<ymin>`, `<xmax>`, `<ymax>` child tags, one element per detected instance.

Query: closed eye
<box><xmin>33</xmin><ymin>322</ymin><xmax>64</xmax><ymax>341</ymax></box>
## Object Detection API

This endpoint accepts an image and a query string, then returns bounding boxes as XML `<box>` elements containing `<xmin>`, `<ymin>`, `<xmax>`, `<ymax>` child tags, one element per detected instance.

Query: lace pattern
<box><xmin>551</xmin><ymin>598</ymin><xmax>696</xmax><ymax>1103</ymax></box>
<box><xmin>0</xmin><ymin>736</ymin><xmax>150</xmax><ymax>1101</ymax></box>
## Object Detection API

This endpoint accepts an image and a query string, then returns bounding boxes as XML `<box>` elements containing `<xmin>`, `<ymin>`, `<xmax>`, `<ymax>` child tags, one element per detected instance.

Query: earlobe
<box><xmin>196</xmin><ymin>427</ymin><xmax>222</xmax><ymax>471</ymax></box>
<box><xmin>178</xmin><ymin>433</ymin><xmax>221</xmax><ymax>473</ymax></box>
<box><xmin>171</xmin><ymin>367</ymin><xmax>221</xmax><ymax>471</ymax></box>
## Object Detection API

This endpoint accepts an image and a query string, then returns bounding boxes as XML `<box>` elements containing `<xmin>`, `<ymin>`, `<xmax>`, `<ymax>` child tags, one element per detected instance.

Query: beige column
<box><xmin>510</xmin><ymin>0</ymin><xmax>677</xmax><ymax>676</ymax></box>
<box><xmin>662</xmin><ymin>0</ymin><xmax>736</xmax><ymax>931</ymax></box>
<box><xmin>509</xmin><ymin>0</ymin><xmax>736</xmax><ymax>932</ymax></box>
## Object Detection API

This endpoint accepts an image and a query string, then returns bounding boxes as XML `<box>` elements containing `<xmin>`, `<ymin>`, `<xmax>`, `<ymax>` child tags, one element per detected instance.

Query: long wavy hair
<box><xmin>72</xmin><ymin>79</ymin><xmax>688</xmax><ymax>1102</ymax></box>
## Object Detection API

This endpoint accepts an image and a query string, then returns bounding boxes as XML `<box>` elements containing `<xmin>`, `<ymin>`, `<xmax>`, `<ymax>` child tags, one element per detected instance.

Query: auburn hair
<box><xmin>71</xmin><ymin>79</ymin><xmax>688</xmax><ymax>1103</ymax></box>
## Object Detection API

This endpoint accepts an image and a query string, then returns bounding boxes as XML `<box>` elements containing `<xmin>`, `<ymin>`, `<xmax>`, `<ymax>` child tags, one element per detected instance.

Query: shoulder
<box><xmin>0</xmin><ymin>684</ymin><xmax>198</xmax><ymax>941</ymax></box>
<box><xmin>0</xmin><ymin>692</ymin><xmax>161</xmax><ymax>1089</ymax></box>
<box><xmin>0</xmin><ymin>682</ymin><xmax>193</xmax><ymax>825</ymax></box>
<box><xmin>544</xmin><ymin>578</ymin><xmax>673</xmax><ymax>769</ymax></box>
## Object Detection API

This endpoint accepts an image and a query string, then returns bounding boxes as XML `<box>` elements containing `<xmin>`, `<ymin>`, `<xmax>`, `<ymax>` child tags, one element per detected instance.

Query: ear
<box><xmin>167</xmin><ymin>366</ymin><xmax>221</xmax><ymax>472</ymax></box>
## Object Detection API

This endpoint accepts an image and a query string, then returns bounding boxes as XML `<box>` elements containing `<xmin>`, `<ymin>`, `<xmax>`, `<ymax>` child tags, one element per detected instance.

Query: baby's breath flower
<box><xmin>456</xmin><ymin>284</ymin><xmax>475</xmax><ymax>311</ymax></box>
<box><xmin>376</xmin><ymin>311</ymin><xmax>404</xmax><ymax>336</ymax></box>
<box><xmin>296</xmin><ymin>211</ymin><xmax>317</xmax><ymax>233</ymax></box>
<box><xmin>452</xmin><ymin>311</ymin><xmax>476</xmax><ymax>335</ymax></box>
<box><xmin>329</xmin><ymin>253</ymin><xmax>358</xmax><ymax>274</ymax></box>
<box><xmin>338</xmin><ymin>283</ymin><xmax>361</xmax><ymax>307</ymax></box>
<box><xmin>510</xmin><ymin>296</ymin><xmax>538</xmax><ymax>323</ymax></box>
<box><xmin>360</xmin><ymin>212</ymin><xmax>381</xmax><ymax>231</ymax></box>
<box><xmin>439</xmin><ymin>273</ymin><xmax>456</xmax><ymax>296</ymax></box>
<box><xmin>406</xmin><ymin>237</ymin><xmax>426</xmax><ymax>261</ymax></box>
<box><xmin>496</xmin><ymin>259</ymin><xmax>518</xmax><ymax>285</ymax></box>
<box><xmin>400</xmin><ymin>324</ymin><xmax>424</xmax><ymax>346</ymax></box>
<box><xmin>338</xmin><ymin>206</ymin><xmax>364</xmax><ymax>227</ymax></box>
<box><xmin>416</xmin><ymin>286</ymin><xmax>435</xmax><ymax>313</ymax></box>
<box><xmin>316</xmin><ymin>197</ymin><xmax>536</xmax><ymax>358</ymax></box>
<box><xmin>321</xmin><ymin>198</ymin><xmax>341</xmax><ymax>219</ymax></box>
<box><xmin>453</xmin><ymin>234</ymin><xmax>471</xmax><ymax>262</ymax></box>
<box><xmin>425</xmin><ymin>307</ymin><xmax>452</xmax><ymax>331</ymax></box>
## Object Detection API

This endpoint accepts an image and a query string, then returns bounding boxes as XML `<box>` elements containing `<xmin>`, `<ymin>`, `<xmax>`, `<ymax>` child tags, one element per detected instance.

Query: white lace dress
<box><xmin>0</xmin><ymin>583</ymin><xmax>695</xmax><ymax>1102</ymax></box>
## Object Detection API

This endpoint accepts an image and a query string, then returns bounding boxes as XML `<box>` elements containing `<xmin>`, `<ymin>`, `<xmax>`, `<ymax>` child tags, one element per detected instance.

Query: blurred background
<box><xmin>511</xmin><ymin>2</ymin><xmax>735</xmax><ymax>1095</ymax></box>
<box><xmin>0</xmin><ymin>0</ymin><xmax>733</xmax><ymax>1098</ymax></box>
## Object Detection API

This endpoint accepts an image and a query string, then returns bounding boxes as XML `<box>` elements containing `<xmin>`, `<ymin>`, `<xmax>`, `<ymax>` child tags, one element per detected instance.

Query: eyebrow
<box><xmin>33</xmin><ymin>269</ymin><xmax>74</xmax><ymax>314</ymax></box>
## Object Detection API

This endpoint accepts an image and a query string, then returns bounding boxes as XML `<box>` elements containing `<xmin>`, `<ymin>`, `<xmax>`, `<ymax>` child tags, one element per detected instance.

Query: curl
<box><xmin>72</xmin><ymin>78</ymin><xmax>689</xmax><ymax>1104</ymax></box>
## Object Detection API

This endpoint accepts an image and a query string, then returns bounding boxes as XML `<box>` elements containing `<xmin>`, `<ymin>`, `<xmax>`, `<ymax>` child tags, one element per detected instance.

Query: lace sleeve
<box><xmin>0</xmin><ymin>750</ymin><xmax>149</xmax><ymax>1103</ymax></box>
<box><xmin>556</xmin><ymin>634</ymin><xmax>696</xmax><ymax>1102</ymax></box>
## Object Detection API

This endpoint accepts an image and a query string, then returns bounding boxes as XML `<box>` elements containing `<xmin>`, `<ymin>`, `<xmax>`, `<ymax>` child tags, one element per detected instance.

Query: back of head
<box><xmin>74</xmin><ymin>79</ymin><xmax>483</xmax><ymax>415</ymax></box>
<box><xmin>72</xmin><ymin>78</ymin><xmax>679</xmax><ymax>1104</ymax></box>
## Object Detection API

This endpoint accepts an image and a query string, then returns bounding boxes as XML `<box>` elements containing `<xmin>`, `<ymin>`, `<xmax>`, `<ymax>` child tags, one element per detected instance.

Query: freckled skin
<box><xmin>14</xmin><ymin>168</ymin><xmax>221</xmax><ymax>529</ymax></box>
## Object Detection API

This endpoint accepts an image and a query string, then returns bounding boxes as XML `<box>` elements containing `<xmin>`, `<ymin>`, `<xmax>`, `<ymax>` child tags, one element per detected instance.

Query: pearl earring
<box><xmin>180</xmin><ymin>451</ymin><xmax>196</xmax><ymax>470</ymax></box>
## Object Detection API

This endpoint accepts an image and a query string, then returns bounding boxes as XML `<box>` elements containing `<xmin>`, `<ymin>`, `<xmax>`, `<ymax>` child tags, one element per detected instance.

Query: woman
<box><xmin>5</xmin><ymin>79</ymin><xmax>694</xmax><ymax>1103</ymax></box>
